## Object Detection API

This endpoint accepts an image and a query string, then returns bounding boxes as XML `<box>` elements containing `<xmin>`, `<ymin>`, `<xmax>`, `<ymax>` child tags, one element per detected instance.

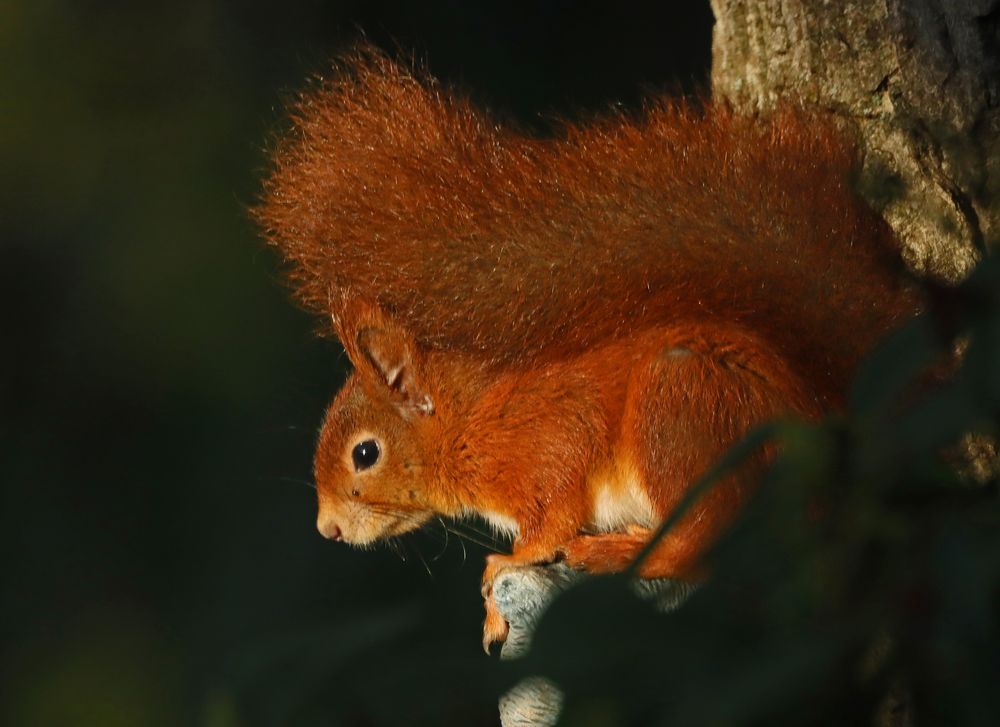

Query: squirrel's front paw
<box><xmin>482</xmin><ymin>594</ymin><xmax>510</xmax><ymax>654</ymax></box>
<box><xmin>481</xmin><ymin>553</ymin><xmax>517</xmax><ymax>653</ymax></box>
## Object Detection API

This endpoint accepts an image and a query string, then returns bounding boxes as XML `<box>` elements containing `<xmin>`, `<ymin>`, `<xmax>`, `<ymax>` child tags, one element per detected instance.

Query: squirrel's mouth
<box><xmin>318</xmin><ymin>504</ymin><xmax>434</xmax><ymax>546</ymax></box>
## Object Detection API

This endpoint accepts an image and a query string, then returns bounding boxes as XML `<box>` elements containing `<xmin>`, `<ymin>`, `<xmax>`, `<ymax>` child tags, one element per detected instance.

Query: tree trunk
<box><xmin>711</xmin><ymin>0</ymin><xmax>1000</xmax><ymax>280</ymax></box>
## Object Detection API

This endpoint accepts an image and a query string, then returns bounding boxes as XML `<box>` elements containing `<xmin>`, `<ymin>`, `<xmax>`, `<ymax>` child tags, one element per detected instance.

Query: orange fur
<box><xmin>255</xmin><ymin>46</ymin><xmax>920</xmax><ymax>650</ymax></box>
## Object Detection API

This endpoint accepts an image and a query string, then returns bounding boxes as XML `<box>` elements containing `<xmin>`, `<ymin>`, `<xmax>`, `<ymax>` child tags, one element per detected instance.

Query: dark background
<box><xmin>1</xmin><ymin>2</ymin><xmax>713</xmax><ymax>724</ymax></box>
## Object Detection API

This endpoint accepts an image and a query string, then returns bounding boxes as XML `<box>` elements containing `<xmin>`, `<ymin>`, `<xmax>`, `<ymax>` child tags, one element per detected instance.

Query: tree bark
<box><xmin>711</xmin><ymin>0</ymin><xmax>1000</xmax><ymax>280</ymax></box>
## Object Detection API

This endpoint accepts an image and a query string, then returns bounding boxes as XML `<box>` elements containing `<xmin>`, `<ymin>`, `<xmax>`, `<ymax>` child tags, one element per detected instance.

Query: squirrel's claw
<box><xmin>482</xmin><ymin>595</ymin><xmax>510</xmax><ymax>654</ymax></box>
<box><xmin>481</xmin><ymin>553</ymin><xmax>517</xmax><ymax>653</ymax></box>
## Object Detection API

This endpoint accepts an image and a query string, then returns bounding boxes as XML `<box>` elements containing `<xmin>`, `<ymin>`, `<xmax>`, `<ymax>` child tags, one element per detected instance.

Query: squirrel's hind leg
<box><xmin>568</xmin><ymin>326</ymin><xmax>816</xmax><ymax>579</ymax></box>
<box><xmin>557</xmin><ymin>526</ymin><xmax>656</xmax><ymax>574</ymax></box>
<box><xmin>557</xmin><ymin>526</ymin><xmax>709</xmax><ymax>579</ymax></box>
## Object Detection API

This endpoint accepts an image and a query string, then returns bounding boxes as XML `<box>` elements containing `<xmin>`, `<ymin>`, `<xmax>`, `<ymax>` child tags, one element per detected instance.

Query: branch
<box><xmin>495</xmin><ymin>565</ymin><xmax>696</xmax><ymax>727</ymax></box>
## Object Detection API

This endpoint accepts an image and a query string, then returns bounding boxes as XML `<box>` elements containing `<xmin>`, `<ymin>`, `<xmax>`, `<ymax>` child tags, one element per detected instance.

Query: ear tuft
<box><xmin>334</xmin><ymin>303</ymin><xmax>435</xmax><ymax>417</ymax></box>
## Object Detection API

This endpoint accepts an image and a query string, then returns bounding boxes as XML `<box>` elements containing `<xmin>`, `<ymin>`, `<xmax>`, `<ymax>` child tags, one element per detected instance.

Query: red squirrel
<box><xmin>256</xmin><ymin>47</ymin><xmax>919</xmax><ymax>650</ymax></box>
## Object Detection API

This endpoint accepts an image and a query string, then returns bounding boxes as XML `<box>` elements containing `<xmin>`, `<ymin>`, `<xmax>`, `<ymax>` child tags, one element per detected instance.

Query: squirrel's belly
<box><xmin>585</xmin><ymin>458</ymin><xmax>657</xmax><ymax>533</ymax></box>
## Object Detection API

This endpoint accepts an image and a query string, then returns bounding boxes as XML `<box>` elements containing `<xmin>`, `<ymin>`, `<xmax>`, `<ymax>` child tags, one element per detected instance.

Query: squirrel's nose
<box><xmin>317</xmin><ymin>518</ymin><xmax>344</xmax><ymax>541</ymax></box>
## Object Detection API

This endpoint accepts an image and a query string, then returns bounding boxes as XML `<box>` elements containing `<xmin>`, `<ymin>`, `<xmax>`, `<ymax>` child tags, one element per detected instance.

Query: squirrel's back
<box><xmin>258</xmin><ymin>47</ymin><xmax>918</xmax><ymax>408</ymax></box>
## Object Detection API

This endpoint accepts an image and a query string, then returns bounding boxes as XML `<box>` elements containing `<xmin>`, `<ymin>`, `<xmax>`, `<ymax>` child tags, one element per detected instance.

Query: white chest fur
<box><xmin>587</xmin><ymin>461</ymin><xmax>658</xmax><ymax>532</ymax></box>
<box><xmin>460</xmin><ymin>507</ymin><xmax>521</xmax><ymax>540</ymax></box>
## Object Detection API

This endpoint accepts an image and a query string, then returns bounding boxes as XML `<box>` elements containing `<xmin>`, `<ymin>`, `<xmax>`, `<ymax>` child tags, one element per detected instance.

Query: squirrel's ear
<box><xmin>334</xmin><ymin>307</ymin><xmax>435</xmax><ymax>418</ymax></box>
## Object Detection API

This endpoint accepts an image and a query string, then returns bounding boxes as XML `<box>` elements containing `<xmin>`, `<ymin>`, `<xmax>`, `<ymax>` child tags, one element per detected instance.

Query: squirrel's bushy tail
<box><xmin>257</xmin><ymin>47</ymin><xmax>918</xmax><ymax>407</ymax></box>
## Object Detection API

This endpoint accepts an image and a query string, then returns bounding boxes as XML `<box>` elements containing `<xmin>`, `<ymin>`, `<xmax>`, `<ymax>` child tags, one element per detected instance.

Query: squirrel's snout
<box><xmin>317</xmin><ymin>517</ymin><xmax>344</xmax><ymax>542</ymax></box>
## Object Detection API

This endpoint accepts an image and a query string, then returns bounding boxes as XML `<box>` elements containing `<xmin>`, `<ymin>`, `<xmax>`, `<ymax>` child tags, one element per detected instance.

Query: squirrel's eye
<box><xmin>352</xmin><ymin>439</ymin><xmax>381</xmax><ymax>472</ymax></box>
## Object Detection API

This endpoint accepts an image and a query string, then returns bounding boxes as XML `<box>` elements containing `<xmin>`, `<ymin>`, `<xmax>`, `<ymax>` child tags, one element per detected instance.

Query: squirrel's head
<box><xmin>313</xmin><ymin>304</ymin><xmax>441</xmax><ymax>546</ymax></box>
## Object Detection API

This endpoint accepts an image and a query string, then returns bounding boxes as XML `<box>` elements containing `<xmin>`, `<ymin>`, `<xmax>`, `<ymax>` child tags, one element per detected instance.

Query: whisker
<box><xmin>386</xmin><ymin>536</ymin><xmax>406</xmax><ymax>562</ymax></box>
<box><xmin>417</xmin><ymin>525</ymin><xmax>449</xmax><ymax>547</ymax></box>
<box><xmin>431</xmin><ymin>517</ymin><xmax>450</xmax><ymax>562</ymax></box>
<box><xmin>257</xmin><ymin>424</ymin><xmax>312</xmax><ymax>435</ymax></box>
<box><xmin>444</xmin><ymin>520</ymin><xmax>502</xmax><ymax>552</ymax></box>
<box><xmin>366</xmin><ymin>503</ymin><xmax>432</xmax><ymax>527</ymax></box>
<box><xmin>412</xmin><ymin>541</ymin><xmax>433</xmax><ymax>579</ymax></box>
<box><xmin>453</xmin><ymin>517</ymin><xmax>498</xmax><ymax>542</ymax></box>
<box><xmin>345</xmin><ymin>500</ymin><xmax>506</xmax><ymax>559</ymax></box>
<box><xmin>260</xmin><ymin>475</ymin><xmax>316</xmax><ymax>490</ymax></box>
